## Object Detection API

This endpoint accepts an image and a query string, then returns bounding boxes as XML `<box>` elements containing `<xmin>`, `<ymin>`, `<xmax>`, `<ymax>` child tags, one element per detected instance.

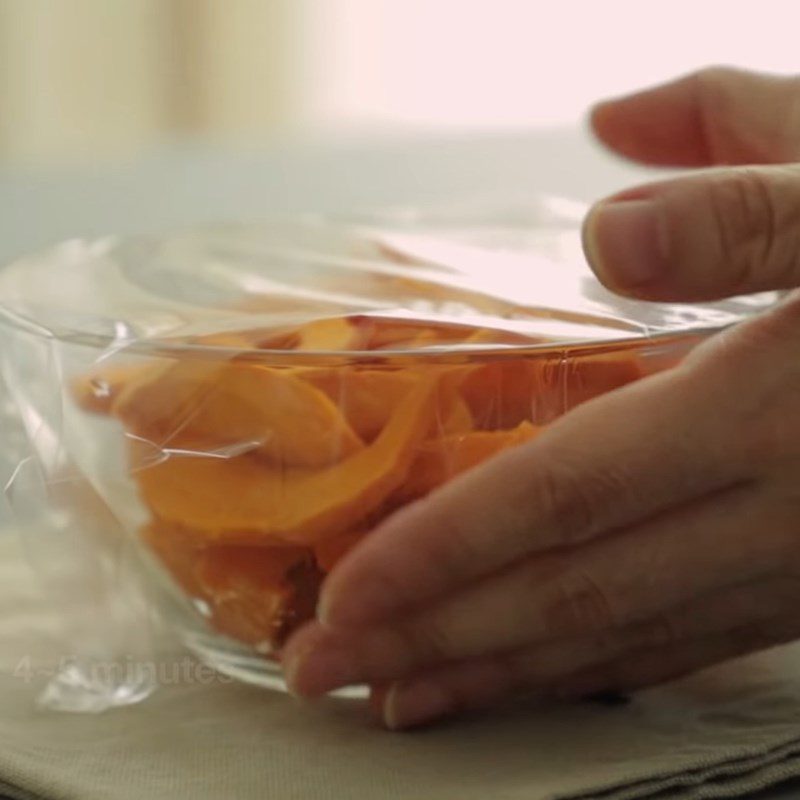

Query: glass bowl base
<box><xmin>183</xmin><ymin>630</ymin><xmax>368</xmax><ymax>699</ymax></box>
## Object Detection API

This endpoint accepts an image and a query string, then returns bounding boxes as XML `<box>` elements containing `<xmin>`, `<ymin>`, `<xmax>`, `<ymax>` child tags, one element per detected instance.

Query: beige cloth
<box><xmin>3</xmin><ymin>533</ymin><xmax>800</xmax><ymax>800</ymax></box>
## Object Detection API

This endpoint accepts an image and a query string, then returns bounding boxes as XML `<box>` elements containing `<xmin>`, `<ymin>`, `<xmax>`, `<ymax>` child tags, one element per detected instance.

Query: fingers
<box><xmin>556</xmin><ymin>612</ymin><xmax>800</xmax><ymax>701</ymax></box>
<box><xmin>582</xmin><ymin>163</ymin><xmax>800</xmax><ymax>301</ymax></box>
<box><xmin>590</xmin><ymin>67</ymin><xmax>800</xmax><ymax>167</ymax></box>
<box><xmin>312</xmin><ymin>290</ymin><xmax>800</xmax><ymax>653</ymax></box>
<box><xmin>588</xmin><ymin>69</ymin><xmax>800</xmax><ymax>302</ymax></box>
<box><xmin>373</xmin><ymin>483</ymin><xmax>787</xmax><ymax>665</ymax></box>
<box><xmin>587</xmin><ymin>68</ymin><xmax>800</xmax><ymax>301</ymax></box>
<box><xmin>378</xmin><ymin>581</ymin><xmax>800</xmax><ymax>729</ymax></box>
<box><xmin>285</xmin><ymin>481</ymin><xmax>799</xmax><ymax>695</ymax></box>
<box><xmin>317</xmin><ymin>358</ymin><xmax>753</xmax><ymax>630</ymax></box>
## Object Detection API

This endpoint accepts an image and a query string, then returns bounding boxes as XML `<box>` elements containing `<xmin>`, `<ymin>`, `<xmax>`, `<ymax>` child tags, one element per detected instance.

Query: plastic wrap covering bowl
<box><xmin>0</xmin><ymin>198</ymin><xmax>780</xmax><ymax>702</ymax></box>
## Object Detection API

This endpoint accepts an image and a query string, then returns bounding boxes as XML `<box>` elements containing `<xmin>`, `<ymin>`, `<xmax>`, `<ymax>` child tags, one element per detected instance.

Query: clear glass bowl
<box><xmin>0</xmin><ymin>199</ymin><xmax>780</xmax><ymax>698</ymax></box>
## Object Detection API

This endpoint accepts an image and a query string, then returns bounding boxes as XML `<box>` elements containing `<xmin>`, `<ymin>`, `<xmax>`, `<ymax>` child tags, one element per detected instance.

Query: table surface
<box><xmin>1</xmin><ymin>130</ymin><xmax>799</xmax><ymax>799</ymax></box>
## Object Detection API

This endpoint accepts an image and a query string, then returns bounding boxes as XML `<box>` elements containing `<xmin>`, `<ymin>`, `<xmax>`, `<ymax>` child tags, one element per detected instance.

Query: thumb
<box><xmin>583</xmin><ymin>166</ymin><xmax>800</xmax><ymax>302</ymax></box>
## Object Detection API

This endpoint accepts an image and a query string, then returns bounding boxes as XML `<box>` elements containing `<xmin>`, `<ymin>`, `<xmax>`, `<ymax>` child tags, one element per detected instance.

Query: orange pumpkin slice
<box><xmin>355</xmin><ymin>316</ymin><xmax>474</xmax><ymax>351</ymax></box>
<box><xmin>134</xmin><ymin>375</ymin><xmax>437</xmax><ymax>545</ymax></box>
<box><xmin>460</xmin><ymin>359</ymin><xmax>541</xmax><ymax>430</ymax></box>
<box><xmin>195</xmin><ymin>544</ymin><xmax>316</xmax><ymax>647</ymax></box>
<box><xmin>461</xmin><ymin>350</ymin><xmax>644</xmax><ymax>428</ymax></box>
<box><xmin>114</xmin><ymin>360</ymin><xmax>363</xmax><ymax>468</ymax></box>
<box><xmin>441</xmin><ymin>395</ymin><xmax>474</xmax><ymax>434</ymax></box>
<box><xmin>464</xmin><ymin>327</ymin><xmax>542</xmax><ymax>347</ymax></box>
<box><xmin>296</xmin><ymin>317</ymin><xmax>365</xmax><ymax>351</ymax></box>
<box><xmin>397</xmin><ymin>420</ymin><xmax>541</xmax><ymax>501</ymax></box>
<box><xmin>299</xmin><ymin>368</ymin><xmax>418</xmax><ymax>441</ymax></box>
<box><xmin>141</xmin><ymin>523</ymin><xmax>315</xmax><ymax>647</ymax></box>
<box><xmin>534</xmin><ymin>350</ymin><xmax>644</xmax><ymax>423</ymax></box>
<box><xmin>300</xmin><ymin>365</ymin><xmax>468</xmax><ymax>442</ymax></box>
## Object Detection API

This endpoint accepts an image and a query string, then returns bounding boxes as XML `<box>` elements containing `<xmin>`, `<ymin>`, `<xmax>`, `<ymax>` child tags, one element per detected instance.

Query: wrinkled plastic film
<box><xmin>0</xmin><ymin>326</ymin><xmax>160</xmax><ymax>711</ymax></box>
<box><xmin>0</xmin><ymin>197</ymin><xmax>779</xmax><ymax>712</ymax></box>
<box><xmin>0</xmin><ymin>369</ymin><xmax>23</xmax><ymax>529</ymax></box>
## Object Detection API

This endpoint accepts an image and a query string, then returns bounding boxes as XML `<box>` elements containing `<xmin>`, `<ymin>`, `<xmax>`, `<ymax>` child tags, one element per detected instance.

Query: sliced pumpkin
<box><xmin>464</xmin><ymin>327</ymin><xmax>542</xmax><ymax>347</ymax></box>
<box><xmin>299</xmin><ymin>368</ymin><xmax>417</xmax><ymax>442</ymax></box>
<box><xmin>534</xmin><ymin>350</ymin><xmax>643</xmax><ymax>423</ymax></box>
<box><xmin>133</xmin><ymin>375</ymin><xmax>437</xmax><ymax>545</ymax></box>
<box><xmin>396</xmin><ymin>420</ymin><xmax>541</xmax><ymax>501</ymax></box>
<box><xmin>114</xmin><ymin>360</ymin><xmax>363</xmax><ymax>468</ymax></box>
<box><xmin>461</xmin><ymin>350</ymin><xmax>644</xmax><ymax>428</ymax></box>
<box><xmin>195</xmin><ymin>544</ymin><xmax>317</xmax><ymax>647</ymax></box>
<box><xmin>460</xmin><ymin>359</ymin><xmax>541</xmax><ymax>430</ymax></box>
<box><xmin>140</xmin><ymin>522</ymin><xmax>315</xmax><ymax>647</ymax></box>
<box><xmin>296</xmin><ymin>317</ymin><xmax>365</xmax><ymax>351</ymax></box>
<box><xmin>440</xmin><ymin>395</ymin><xmax>474</xmax><ymax>434</ymax></box>
<box><xmin>299</xmin><ymin>365</ymin><xmax>467</xmax><ymax>442</ymax></box>
<box><xmin>356</xmin><ymin>316</ymin><xmax>476</xmax><ymax>351</ymax></box>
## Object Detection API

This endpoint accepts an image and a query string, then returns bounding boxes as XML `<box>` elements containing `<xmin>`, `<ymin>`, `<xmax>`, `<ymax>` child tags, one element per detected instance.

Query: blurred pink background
<box><xmin>1</xmin><ymin>0</ymin><xmax>798</xmax><ymax>164</ymax></box>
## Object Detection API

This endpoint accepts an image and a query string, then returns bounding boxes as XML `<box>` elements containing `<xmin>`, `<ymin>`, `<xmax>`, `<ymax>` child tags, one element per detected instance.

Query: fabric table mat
<box><xmin>3</xmin><ymin>531</ymin><xmax>800</xmax><ymax>800</ymax></box>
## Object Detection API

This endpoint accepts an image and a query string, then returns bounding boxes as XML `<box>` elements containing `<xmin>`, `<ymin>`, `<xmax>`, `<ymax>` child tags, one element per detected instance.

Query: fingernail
<box><xmin>282</xmin><ymin>648</ymin><xmax>309</xmax><ymax>697</ymax></box>
<box><xmin>583</xmin><ymin>199</ymin><xmax>668</xmax><ymax>291</ymax></box>
<box><xmin>284</xmin><ymin>647</ymin><xmax>359</xmax><ymax>696</ymax></box>
<box><xmin>316</xmin><ymin>591</ymin><xmax>334</xmax><ymax>627</ymax></box>
<box><xmin>383</xmin><ymin>681</ymin><xmax>451</xmax><ymax>730</ymax></box>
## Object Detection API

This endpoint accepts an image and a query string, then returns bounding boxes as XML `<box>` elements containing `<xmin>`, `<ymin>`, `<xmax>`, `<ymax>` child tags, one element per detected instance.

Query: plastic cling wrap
<box><xmin>0</xmin><ymin>197</ymin><xmax>780</xmax><ymax>711</ymax></box>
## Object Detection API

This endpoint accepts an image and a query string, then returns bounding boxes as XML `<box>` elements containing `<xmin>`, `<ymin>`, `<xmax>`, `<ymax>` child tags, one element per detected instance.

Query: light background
<box><xmin>0</xmin><ymin>0</ymin><xmax>799</xmax><ymax>165</ymax></box>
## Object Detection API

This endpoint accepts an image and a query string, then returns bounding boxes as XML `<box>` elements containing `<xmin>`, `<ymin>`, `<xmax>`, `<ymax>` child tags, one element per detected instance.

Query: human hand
<box><xmin>281</xmin><ymin>67</ymin><xmax>800</xmax><ymax>729</ymax></box>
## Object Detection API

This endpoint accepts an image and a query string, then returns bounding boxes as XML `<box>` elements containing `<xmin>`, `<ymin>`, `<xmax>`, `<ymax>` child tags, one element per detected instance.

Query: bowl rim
<box><xmin>0</xmin><ymin>304</ymin><xmax>721</xmax><ymax>365</ymax></box>
<box><xmin>0</xmin><ymin>214</ymin><xmax>767</xmax><ymax>363</ymax></box>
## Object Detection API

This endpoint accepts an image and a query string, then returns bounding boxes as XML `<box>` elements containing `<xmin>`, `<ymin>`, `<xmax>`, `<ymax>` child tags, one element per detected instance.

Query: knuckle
<box><xmin>530</xmin><ymin>457</ymin><xmax>621</xmax><ymax>544</ymax></box>
<box><xmin>695</xmin><ymin>64</ymin><xmax>737</xmax><ymax>84</ymax></box>
<box><xmin>693</xmin><ymin>67</ymin><xmax>800</xmax><ymax>163</ymax></box>
<box><xmin>419</xmin><ymin>503</ymin><xmax>491</xmax><ymax>585</ymax></box>
<box><xmin>705</xmin><ymin>169</ymin><xmax>773</xmax><ymax>279</ymax></box>
<box><xmin>706</xmin><ymin>297</ymin><xmax>800</xmax><ymax>466</ymax></box>
<box><xmin>535</xmin><ymin>461</ymin><xmax>592</xmax><ymax>536</ymax></box>
<box><xmin>693</xmin><ymin>66</ymin><xmax>741</xmax><ymax>114</ymax></box>
<box><xmin>692</xmin><ymin>66</ymin><xmax>736</xmax><ymax>110</ymax></box>
<box><xmin>692</xmin><ymin>67</ymin><xmax>741</xmax><ymax>155</ymax></box>
<box><xmin>403</xmin><ymin>615</ymin><xmax>461</xmax><ymax>662</ymax></box>
<box><xmin>541</xmin><ymin>566</ymin><xmax>620</xmax><ymax>638</ymax></box>
<box><xmin>705</xmin><ymin>168</ymin><xmax>800</xmax><ymax>292</ymax></box>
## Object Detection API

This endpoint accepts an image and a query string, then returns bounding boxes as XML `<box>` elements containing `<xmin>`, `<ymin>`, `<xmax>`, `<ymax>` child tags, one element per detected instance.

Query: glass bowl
<box><xmin>0</xmin><ymin>199</ymin><xmax>780</xmax><ymax>698</ymax></box>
